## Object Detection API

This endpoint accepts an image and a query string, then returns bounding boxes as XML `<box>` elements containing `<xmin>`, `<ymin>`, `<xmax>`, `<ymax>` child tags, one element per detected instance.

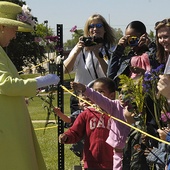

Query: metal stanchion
<box><xmin>56</xmin><ymin>24</ymin><xmax>64</xmax><ymax>170</ymax></box>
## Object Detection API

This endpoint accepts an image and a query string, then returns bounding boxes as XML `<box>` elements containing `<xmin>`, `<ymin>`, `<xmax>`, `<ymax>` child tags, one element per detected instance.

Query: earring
<box><xmin>1</xmin><ymin>30</ymin><xmax>4</xmax><ymax>34</ymax></box>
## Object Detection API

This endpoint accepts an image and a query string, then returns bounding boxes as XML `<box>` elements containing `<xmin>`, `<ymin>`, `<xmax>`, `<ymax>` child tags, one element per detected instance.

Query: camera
<box><xmin>82</xmin><ymin>36</ymin><xmax>103</xmax><ymax>46</ymax></box>
<box><xmin>127</xmin><ymin>36</ymin><xmax>139</xmax><ymax>46</ymax></box>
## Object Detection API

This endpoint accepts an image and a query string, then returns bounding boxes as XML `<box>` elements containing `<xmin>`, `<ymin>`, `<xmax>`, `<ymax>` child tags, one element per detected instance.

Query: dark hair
<box><xmin>126</xmin><ymin>20</ymin><xmax>146</xmax><ymax>35</ymax></box>
<box><xmin>93</xmin><ymin>77</ymin><xmax>116</xmax><ymax>93</ymax></box>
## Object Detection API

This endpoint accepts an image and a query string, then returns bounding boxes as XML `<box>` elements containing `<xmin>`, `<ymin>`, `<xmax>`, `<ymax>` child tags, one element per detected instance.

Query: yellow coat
<box><xmin>0</xmin><ymin>47</ymin><xmax>47</xmax><ymax>170</ymax></box>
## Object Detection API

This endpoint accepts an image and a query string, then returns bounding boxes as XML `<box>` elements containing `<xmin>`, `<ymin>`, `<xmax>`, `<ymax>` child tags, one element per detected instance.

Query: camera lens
<box><xmin>82</xmin><ymin>37</ymin><xmax>93</xmax><ymax>46</ymax></box>
<box><xmin>128</xmin><ymin>36</ymin><xmax>139</xmax><ymax>46</ymax></box>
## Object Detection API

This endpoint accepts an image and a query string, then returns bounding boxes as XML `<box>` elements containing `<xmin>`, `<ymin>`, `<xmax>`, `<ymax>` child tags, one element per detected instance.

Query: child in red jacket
<box><xmin>59</xmin><ymin>78</ymin><xmax>116</xmax><ymax>170</ymax></box>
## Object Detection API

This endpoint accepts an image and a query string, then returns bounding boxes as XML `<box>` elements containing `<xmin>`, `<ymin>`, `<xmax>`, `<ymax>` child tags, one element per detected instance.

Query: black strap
<box><xmin>91</xmin><ymin>51</ymin><xmax>98</xmax><ymax>79</ymax></box>
<box><xmin>82</xmin><ymin>50</ymin><xmax>98</xmax><ymax>79</ymax></box>
<box><xmin>103</xmin><ymin>44</ymin><xmax>110</xmax><ymax>60</ymax></box>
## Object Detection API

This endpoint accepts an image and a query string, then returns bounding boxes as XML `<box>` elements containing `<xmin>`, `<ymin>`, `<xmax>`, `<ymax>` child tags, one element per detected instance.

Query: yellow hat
<box><xmin>0</xmin><ymin>1</ymin><xmax>35</xmax><ymax>32</ymax></box>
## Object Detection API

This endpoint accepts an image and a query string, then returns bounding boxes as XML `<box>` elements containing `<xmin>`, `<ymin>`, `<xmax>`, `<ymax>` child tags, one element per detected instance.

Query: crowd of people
<box><xmin>0</xmin><ymin>1</ymin><xmax>170</xmax><ymax>170</ymax></box>
<box><xmin>59</xmin><ymin>14</ymin><xmax>170</xmax><ymax>170</ymax></box>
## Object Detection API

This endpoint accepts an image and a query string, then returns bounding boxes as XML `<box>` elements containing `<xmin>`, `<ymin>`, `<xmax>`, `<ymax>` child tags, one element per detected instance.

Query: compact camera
<box><xmin>127</xmin><ymin>36</ymin><xmax>139</xmax><ymax>46</ymax></box>
<box><xmin>82</xmin><ymin>36</ymin><xmax>103</xmax><ymax>46</ymax></box>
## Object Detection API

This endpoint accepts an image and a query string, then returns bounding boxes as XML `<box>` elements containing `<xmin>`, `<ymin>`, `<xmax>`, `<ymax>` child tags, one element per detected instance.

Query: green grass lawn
<box><xmin>28</xmin><ymin>90</ymin><xmax>80</xmax><ymax>170</ymax></box>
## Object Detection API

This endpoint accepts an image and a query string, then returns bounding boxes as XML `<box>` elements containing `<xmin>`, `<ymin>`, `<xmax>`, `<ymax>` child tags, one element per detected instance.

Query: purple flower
<box><xmin>17</xmin><ymin>5</ymin><xmax>36</xmax><ymax>28</ymax></box>
<box><xmin>152</xmin><ymin>64</ymin><xmax>164</xmax><ymax>73</ymax></box>
<box><xmin>45</xmin><ymin>36</ymin><xmax>59</xmax><ymax>42</ymax></box>
<box><xmin>55</xmin><ymin>46</ymin><xmax>63</xmax><ymax>52</ymax></box>
<box><xmin>144</xmin><ymin>71</ymin><xmax>152</xmax><ymax>81</ymax></box>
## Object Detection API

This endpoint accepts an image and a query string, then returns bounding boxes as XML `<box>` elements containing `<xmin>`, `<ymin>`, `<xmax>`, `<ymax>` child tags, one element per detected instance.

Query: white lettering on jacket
<box><xmin>90</xmin><ymin>115</ymin><xmax>112</xmax><ymax>130</ymax></box>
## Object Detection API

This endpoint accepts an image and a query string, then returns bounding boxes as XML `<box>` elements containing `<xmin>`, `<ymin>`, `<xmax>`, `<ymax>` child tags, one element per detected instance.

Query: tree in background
<box><xmin>4</xmin><ymin>0</ymin><xmax>54</xmax><ymax>72</ymax></box>
<box><xmin>114</xmin><ymin>28</ymin><xmax>123</xmax><ymax>44</ymax></box>
<box><xmin>148</xmin><ymin>30</ymin><xmax>155</xmax><ymax>42</ymax></box>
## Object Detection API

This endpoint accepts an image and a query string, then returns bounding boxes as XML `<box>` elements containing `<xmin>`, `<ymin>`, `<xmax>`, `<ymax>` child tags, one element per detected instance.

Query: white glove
<box><xmin>36</xmin><ymin>74</ymin><xmax>60</xmax><ymax>89</ymax></box>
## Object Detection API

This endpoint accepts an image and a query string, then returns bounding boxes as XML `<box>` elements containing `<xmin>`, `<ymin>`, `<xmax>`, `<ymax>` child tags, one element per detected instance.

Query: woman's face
<box><xmin>157</xmin><ymin>26</ymin><xmax>170</xmax><ymax>53</ymax></box>
<box><xmin>0</xmin><ymin>26</ymin><xmax>17</xmax><ymax>47</ymax></box>
<box><xmin>88</xmin><ymin>19</ymin><xmax>105</xmax><ymax>38</ymax></box>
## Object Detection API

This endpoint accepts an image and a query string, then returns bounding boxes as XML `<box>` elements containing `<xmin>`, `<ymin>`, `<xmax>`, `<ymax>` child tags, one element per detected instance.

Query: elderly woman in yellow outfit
<box><xmin>0</xmin><ymin>1</ymin><xmax>60</xmax><ymax>170</ymax></box>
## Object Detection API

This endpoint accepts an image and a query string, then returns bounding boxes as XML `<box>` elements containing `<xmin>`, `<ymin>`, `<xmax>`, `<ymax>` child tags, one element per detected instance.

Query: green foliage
<box><xmin>6</xmin><ymin>32</ymin><xmax>46</xmax><ymax>71</ymax></box>
<box><xmin>119</xmin><ymin>74</ymin><xmax>145</xmax><ymax>114</ymax></box>
<box><xmin>119</xmin><ymin>64</ymin><xmax>170</xmax><ymax>130</ymax></box>
<box><xmin>36</xmin><ymin>23</ymin><xmax>54</xmax><ymax>37</ymax></box>
<box><xmin>119</xmin><ymin>74</ymin><xmax>147</xmax><ymax>130</ymax></box>
<box><xmin>4</xmin><ymin>0</ymin><xmax>55</xmax><ymax>72</ymax></box>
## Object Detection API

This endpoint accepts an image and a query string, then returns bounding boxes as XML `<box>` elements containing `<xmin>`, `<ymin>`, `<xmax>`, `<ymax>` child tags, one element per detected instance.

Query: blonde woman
<box><xmin>64</xmin><ymin>14</ymin><xmax>115</xmax><ymax>113</ymax></box>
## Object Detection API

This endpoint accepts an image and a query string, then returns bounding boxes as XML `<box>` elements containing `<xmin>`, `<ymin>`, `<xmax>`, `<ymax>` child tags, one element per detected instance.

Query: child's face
<box><xmin>125</xmin><ymin>28</ymin><xmax>141</xmax><ymax>39</ymax></box>
<box><xmin>78</xmin><ymin>95</ymin><xmax>92</xmax><ymax>110</ymax></box>
<box><xmin>93</xmin><ymin>82</ymin><xmax>115</xmax><ymax>100</ymax></box>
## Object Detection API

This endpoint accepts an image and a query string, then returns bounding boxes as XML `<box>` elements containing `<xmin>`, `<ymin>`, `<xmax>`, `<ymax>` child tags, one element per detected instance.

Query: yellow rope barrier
<box><xmin>61</xmin><ymin>85</ymin><xmax>170</xmax><ymax>145</ymax></box>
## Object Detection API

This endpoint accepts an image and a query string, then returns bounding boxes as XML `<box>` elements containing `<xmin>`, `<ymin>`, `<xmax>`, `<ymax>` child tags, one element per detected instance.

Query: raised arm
<box><xmin>63</xmin><ymin>37</ymin><xmax>84</xmax><ymax>73</ymax></box>
<box><xmin>53</xmin><ymin>107</ymin><xmax>71</xmax><ymax>123</ymax></box>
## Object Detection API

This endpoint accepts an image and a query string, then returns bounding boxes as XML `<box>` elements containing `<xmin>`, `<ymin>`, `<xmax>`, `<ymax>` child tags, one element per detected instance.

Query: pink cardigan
<box><xmin>84</xmin><ymin>87</ymin><xmax>131</xmax><ymax>170</ymax></box>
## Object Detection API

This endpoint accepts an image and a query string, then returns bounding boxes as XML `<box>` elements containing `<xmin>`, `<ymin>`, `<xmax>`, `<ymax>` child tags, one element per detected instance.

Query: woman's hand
<box><xmin>76</xmin><ymin>36</ymin><xmax>85</xmax><ymax>50</ymax></box>
<box><xmin>138</xmin><ymin>33</ymin><xmax>151</xmax><ymax>47</ymax></box>
<box><xmin>118</xmin><ymin>35</ymin><xmax>130</xmax><ymax>47</ymax></box>
<box><xmin>157</xmin><ymin>75</ymin><xmax>170</xmax><ymax>99</ymax></box>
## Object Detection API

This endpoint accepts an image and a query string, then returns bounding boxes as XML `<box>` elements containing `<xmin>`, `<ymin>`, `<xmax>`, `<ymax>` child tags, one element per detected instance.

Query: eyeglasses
<box><xmin>155</xmin><ymin>18</ymin><xmax>170</xmax><ymax>27</ymax></box>
<box><xmin>88</xmin><ymin>23</ymin><xmax>103</xmax><ymax>29</ymax></box>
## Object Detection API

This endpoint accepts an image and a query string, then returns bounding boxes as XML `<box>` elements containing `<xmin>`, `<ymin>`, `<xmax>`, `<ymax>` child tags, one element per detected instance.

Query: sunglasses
<box><xmin>88</xmin><ymin>23</ymin><xmax>103</xmax><ymax>29</ymax></box>
<box><xmin>155</xmin><ymin>18</ymin><xmax>170</xmax><ymax>27</ymax></box>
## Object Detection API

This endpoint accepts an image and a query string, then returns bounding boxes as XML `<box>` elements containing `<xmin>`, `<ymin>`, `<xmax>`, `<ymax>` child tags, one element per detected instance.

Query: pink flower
<box><xmin>70</xmin><ymin>25</ymin><xmax>77</xmax><ymax>33</ymax></box>
<box><xmin>161</xmin><ymin>112</ymin><xmax>170</xmax><ymax>123</ymax></box>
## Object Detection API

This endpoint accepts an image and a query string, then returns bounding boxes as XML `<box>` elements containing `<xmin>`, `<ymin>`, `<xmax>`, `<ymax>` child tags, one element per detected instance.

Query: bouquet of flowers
<box><xmin>143</xmin><ymin>64</ymin><xmax>170</xmax><ymax>128</ymax></box>
<box><xmin>119</xmin><ymin>74</ymin><xmax>147</xmax><ymax>130</ymax></box>
<box><xmin>119</xmin><ymin>64</ymin><xmax>170</xmax><ymax>130</ymax></box>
